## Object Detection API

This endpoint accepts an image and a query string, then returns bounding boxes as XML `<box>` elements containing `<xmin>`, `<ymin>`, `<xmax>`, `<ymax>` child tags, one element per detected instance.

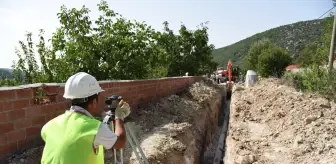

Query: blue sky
<box><xmin>0</xmin><ymin>0</ymin><xmax>333</xmax><ymax>68</ymax></box>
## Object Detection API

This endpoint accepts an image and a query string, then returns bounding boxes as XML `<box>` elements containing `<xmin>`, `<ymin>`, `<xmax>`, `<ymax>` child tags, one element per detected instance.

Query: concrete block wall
<box><xmin>0</xmin><ymin>76</ymin><xmax>203</xmax><ymax>158</ymax></box>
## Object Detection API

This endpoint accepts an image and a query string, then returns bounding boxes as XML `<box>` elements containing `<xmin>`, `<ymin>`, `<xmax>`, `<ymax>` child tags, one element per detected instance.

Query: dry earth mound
<box><xmin>225</xmin><ymin>78</ymin><xmax>336</xmax><ymax>164</ymax></box>
<box><xmin>7</xmin><ymin>79</ymin><xmax>223</xmax><ymax>164</ymax></box>
<box><xmin>119</xmin><ymin>79</ymin><xmax>223</xmax><ymax>164</ymax></box>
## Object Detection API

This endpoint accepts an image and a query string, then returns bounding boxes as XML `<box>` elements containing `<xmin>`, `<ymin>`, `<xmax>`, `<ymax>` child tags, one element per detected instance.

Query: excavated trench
<box><xmin>207</xmin><ymin>83</ymin><xmax>231</xmax><ymax>164</ymax></box>
<box><xmin>202</xmin><ymin>85</ymin><xmax>230</xmax><ymax>164</ymax></box>
<box><xmin>6</xmin><ymin>80</ymin><xmax>228</xmax><ymax>164</ymax></box>
<box><xmin>118</xmin><ymin>80</ymin><xmax>227</xmax><ymax>164</ymax></box>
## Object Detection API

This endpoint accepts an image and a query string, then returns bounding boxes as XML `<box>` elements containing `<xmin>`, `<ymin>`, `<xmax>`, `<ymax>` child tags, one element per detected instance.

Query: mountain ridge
<box><xmin>212</xmin><ymin>17</ymin><xmax>332</xmax><ymax>67</ymax></box>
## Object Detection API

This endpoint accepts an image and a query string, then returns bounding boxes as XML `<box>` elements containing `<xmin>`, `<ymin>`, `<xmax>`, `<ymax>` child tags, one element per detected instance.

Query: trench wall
<box><xmin>223</xmin><ymin>84</ymin><xmax>244</xmax><ymax>164</ymax></box>
<box><xmin>0</xmin><ymin>76</ymin><xmax>203</xmax><ymax>159</ymax></box>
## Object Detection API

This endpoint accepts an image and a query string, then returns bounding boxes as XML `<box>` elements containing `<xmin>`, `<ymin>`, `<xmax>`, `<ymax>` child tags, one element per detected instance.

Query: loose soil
<box><xmin>225</xmin><ymin>78</ymin><xmax>336</xmax><ymax>164</ymax></box>
<box><xmin>7</xmin><ymin>79</ymin><xmax>224</xmax><ymax>164</ymax></box>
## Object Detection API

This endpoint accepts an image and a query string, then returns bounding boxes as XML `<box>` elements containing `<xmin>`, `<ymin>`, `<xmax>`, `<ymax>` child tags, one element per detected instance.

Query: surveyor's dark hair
<box><xmin>71</xmin><ymin>94</ymin><xmax>99</xmax><ymax>109</ymax></box>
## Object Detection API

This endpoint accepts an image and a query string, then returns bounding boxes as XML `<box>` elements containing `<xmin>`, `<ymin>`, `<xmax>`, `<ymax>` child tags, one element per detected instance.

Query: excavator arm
<box><xmin>227</xmin><ymin>60</ymin><xmax>232</xmax><ymax>89</ymax></box>
<box><xmin>226</xmin><ymin>60</ymin><xmax>233</xmax><ymax>99</ymax></box>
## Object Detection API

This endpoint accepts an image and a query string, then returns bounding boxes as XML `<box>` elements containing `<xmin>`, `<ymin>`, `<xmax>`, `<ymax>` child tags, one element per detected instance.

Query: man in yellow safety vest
<box><xmin>40</xmin><ymin>72</ymin><xmax>131</xmax><ymax>164</ymax></box>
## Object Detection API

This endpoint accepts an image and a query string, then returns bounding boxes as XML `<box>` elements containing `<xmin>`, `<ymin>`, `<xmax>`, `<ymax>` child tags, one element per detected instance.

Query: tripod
<box><xmin>103</xmin><ymin>95</ymin><xmax>149</xmax><ymax>164</ymax></box>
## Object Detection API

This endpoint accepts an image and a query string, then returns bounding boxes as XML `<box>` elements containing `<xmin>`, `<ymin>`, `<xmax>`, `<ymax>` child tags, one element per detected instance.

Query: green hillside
<box><xmin>212</xmin><ymin>17</ymin><xmax>333</xmax><ymax>67</ymax></box>
<box><xmin>0</xmin><ymin>68</ymin><xmax>13</xmax><ymax>79</ymax></box>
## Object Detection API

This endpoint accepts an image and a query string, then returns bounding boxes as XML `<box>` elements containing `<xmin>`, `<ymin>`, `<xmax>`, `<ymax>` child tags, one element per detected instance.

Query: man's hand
<box><xmin>115</xmin><ymin>101</ymin><xmax>131</xmax><ymax>120</ymax></box>
<box><xmin>112</xmin><ymin>101</ymin><xmax>130</xmax><ymax>149</ymax></box>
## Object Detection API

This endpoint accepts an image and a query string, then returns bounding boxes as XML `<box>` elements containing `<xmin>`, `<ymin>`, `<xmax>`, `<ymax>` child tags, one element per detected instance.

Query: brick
<box><xmin>0</xmin><ymin>123</ymin><xmax>14</xmax><ymax>134</ymax></box>
<box><xmin>13</xmin><ymin>99</ymin><xmax>31</xmax><ymax>109</ymax></box>
<box><xmin>125</xmin><ymin>86</ymin><xmax>138</xmax><ymax>92</ymax></box>
<box><xmin>54</xmin><ymin>111</ymin><xmax>64</xmax><ymax>116</ymax></box>
<box><xmin>0</xmin><ymin>135</ymin><xmax>7</xmax><ymax>146</ymax></box>
<box><xmin>18</xmin><ymin>139</ymin><xmax>34</xmax><ymax>150</ymax></box>
<box><xmin>52</xmin><ymin>112</ymin><xmax>62</xmax><ymax>118</ymax></box>
<box><xmin>0</xmin><ymin>101</ymin><xmax>13</xmax><ymax>112</ymax></box>
<box><xmin>7</xmin><ymin>109</ymin><xmax>25</xmax><ymax>121</ymax></box>
<box><xmin>31</xmin><ymin>116</ymin><xmax>46</xmax><ymax>126</ymax></box>
<box><xmin>14</xmin><ymin>118</ymin><xmax>32</xmax><ymax>129</ymax></box>
<box><xmin>53</xmin><ymin>103</ymin><xmax>68</xmax><ymax>113</ymax></box>
<box><xmin>26</xmin><ymin>126</ymin><xmax>42</xmax><ymax>138</ymax></box>
<box><xmin>59</xmin><ymin>101</ymin><xmax>71</xmax><ymax>109</ymax></box>
<box><xmin>120</xmin><ymin>81</ymin><xmax>141</xmax><ymax>87</ymax></box>
<box><xmin>16</xmin><ymin>88</ymin><xmax>34</xmax><ymax>99</ymax></box>
<box><xmin>39</xmin><ymin>104</ymin><xmax>56</xmax><ymax>114</ymax></box>
<box><xmin>25</xmin><ymin>107</ymin><xmax>42</xmax><ymax>117</ymax></box>
<box><xmin>0</xmin><ymin>113</ymin><xmax>8</xmax><ymax>123</ymax></box>
<box><xmin>44</xmin><ymin>86</ymin><xmax>58</xmax><ymax>95</ymax></box>
<box><xmin>0</xmin><ymin>90</ymin><xmax>16</xmax><ymax>102</ymax></box>
<box><xmin>0</xmin><ymin>142</ymin><xmax>17</xmax><ymax>156</ymax></box>
<box><xmin>6</xmin><ymin>129</ymin><xmax>26</xmax><ymax>143</ymax></box>
<box><xmin>106</xmin><ymin>88</ymin><xmax>117</xmax><ymax>95</ymax></box>
<box><xmin>99</xmin><ymin>83</ymin><xmax>110</xmax><ymax>89</ymax></box>
<box><xmin>109</xmin><ymin>82</ymin><xmax>121</xmax><ymax>87</ymax></box>
<box><xmin>56</xmin><ymin>88</ymin><xmax>63</xmax><ymax>94</ymax></box>
<box><xmin>56</xmin><ymin>95</ymin><xmax>66</xmax><ymax>102</ymax></box>
<box><xmin>45</xmin><ymin>113</ymin><xmax>56</xmax><ymax>121</ymax></box>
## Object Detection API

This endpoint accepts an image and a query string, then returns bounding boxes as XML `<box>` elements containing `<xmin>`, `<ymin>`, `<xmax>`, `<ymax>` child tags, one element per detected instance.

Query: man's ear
<box><xmin>92</xmin><ymin>98</ymin><xmax>98</xmax><ymax>109</ymax></box>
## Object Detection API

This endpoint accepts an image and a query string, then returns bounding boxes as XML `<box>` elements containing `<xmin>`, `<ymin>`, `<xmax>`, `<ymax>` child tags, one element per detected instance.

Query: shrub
<box><xmin>245</xmin><ymin>39</ymin><xmax>292</xmax><ymax>77</ymax></box>
<box><xmin>283</xmin><ymin>65</ymin><xmax>336</xmax><ymax>98</ymax></box>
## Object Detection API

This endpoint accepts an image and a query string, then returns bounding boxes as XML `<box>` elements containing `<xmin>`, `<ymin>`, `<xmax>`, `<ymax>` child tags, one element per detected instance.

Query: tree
<box><xmin>257</xmin><ymin>46</ymin><xmax>291</xmax><ymax>77</ymax></box>
<box><xmin>245</xmin><ymin>39</ymin><xmax>292</xmax><ymax>77</ymax></box>
<box><xmin>10</xmin><ymin>0</ymin><xmax>216</xmax><ymax>86</ymax></box>
<box><xmin>12</xmin><ymin>32</ymin><xmax>40</xmax><ymax>84</ymax></box>
<box><xmin>295</xmin><ymin>43</ymin><xmax>323</xmax><ymax>66</ymax></box>
<box><xmin>245</xmin><ymin>38</ymin><xmax>272</xmax><ymax>70</ymax></box>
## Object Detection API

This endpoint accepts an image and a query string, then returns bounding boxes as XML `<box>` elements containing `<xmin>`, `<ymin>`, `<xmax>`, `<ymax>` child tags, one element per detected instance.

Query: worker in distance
<box><xmin>40</xmin><ymin>72</ymin><xmax>131</xmax><ymax>164</ymax></box>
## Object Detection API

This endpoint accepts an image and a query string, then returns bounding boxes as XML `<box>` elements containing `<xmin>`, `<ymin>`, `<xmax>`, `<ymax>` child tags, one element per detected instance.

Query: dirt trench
<box><xmin>224</xmin><ymin>78</ymin><xmax>336</xmax><ymax>164</ymax></box>
<box><xmin>6</xmin><ymin>79</ymin><xmax>226</xmax><ymax>164</ymax></box>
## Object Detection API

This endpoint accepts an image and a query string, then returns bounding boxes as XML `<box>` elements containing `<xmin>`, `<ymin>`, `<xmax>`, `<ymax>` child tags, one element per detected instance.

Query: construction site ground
<box><xmin>225</xmin><ymin>78</ymin><xmax>336</xmax><ymax>164</ymax></box>
<box><xmin>6</xmin><ymin>79</ymin><xmax>225</xmax><ymax>164</ymax></box>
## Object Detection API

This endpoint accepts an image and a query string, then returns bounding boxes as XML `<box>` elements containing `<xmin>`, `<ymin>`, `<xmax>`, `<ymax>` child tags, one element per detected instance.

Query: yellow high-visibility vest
<box><xmin>41</xmin><ymin>111</ymin><xmax>104</xmax><ymax>164</ymax></box>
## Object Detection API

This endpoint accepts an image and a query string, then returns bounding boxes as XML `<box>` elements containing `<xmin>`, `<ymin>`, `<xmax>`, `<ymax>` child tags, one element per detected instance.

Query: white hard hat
<box><xmin>63</xmin><ymin>72</ymin><xmax>104</xmax><ymax>99</ymax></box>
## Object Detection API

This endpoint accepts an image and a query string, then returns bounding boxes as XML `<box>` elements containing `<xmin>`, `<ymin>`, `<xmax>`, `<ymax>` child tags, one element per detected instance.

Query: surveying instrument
<box><xmin>102</xmin><ymin>95</ymin><xmax>149</xmax><ymax>164</ymax></box>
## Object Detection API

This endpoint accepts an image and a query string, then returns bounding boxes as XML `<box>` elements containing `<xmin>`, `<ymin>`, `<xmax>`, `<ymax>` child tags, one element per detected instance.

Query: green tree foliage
<box><xmin>283</xmin><ymin>66</ymin><xmax>336</xmax><ymax>99</ymax></box>
<box><xmin>12</xmin><ymin>32</ymin><xmax>41</xmax><ymax>84</ymax></box>
<box><xmin>245</xmin><ymin>39</ymin><xmax>272</xmax><ymax>70</ymax></box>
<box><xmin>8</xmin><ymin>0</ymin><xmax>217</xmax><ymax>86</ymax></box>
<box><xmin>245</xmin><ymin>39</ymin><xmax>292</xmax><ymax>77</ymax></box>
<box><xmin>0</xmin><ymin>68</ymin><xmax>20</xmax><ymax>86</ymax></box>
<box><xmin>295</xmin><ymin>43</ymin><xmax>321</xmax><ymax>66</ymax></box>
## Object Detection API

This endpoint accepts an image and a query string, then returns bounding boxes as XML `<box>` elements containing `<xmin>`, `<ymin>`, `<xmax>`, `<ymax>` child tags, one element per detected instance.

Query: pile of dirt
<box><xmin>7</xmin><ymin>79</ymin><xmax>223</xmax><ymax>164</ymax></box>
<box><xmin>120</xmin><ymin>79</ymin><xmax>223</xmax><ymax>164</ymax></box>
<box><xmin>225</xmin><ymin>78</ymin><xmax>336</xmax><ymax>164</ymax></box>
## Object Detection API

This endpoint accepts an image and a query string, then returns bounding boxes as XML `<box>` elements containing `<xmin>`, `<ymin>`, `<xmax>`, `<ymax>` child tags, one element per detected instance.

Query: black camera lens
<box><xmin>105</xmin><ymin>95</ymin><xmax>123</xmax><ymax>110</ymax></box>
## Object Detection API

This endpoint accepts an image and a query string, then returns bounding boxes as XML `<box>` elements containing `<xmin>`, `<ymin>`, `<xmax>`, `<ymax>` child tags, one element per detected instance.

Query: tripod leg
<box><xmin>125</xmin><ymin>125</ymin><xmax>145</xmax><ymax>164</ymax></box>
<box><xmin>120</xmin><ymin>148</ymin><xmax>124</xmax><ymax>164</ymax></box>
<box><xmin>125</xmin><ymin>124</ymin><xmax>149</xmax><ymax>164</ymax></box>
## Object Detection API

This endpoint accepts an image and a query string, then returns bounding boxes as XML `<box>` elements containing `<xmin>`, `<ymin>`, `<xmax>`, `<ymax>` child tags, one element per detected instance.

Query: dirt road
<box><xmin>225</xmin><ymin>78</ymin><xmax>336</xmax><ymax>164</ymax></box>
